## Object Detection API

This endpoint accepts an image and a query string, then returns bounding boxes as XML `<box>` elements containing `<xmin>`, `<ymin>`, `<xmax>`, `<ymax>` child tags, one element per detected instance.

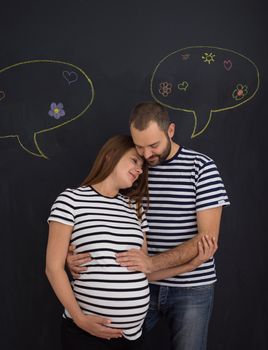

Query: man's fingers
<box><xmin>68</xmin><ymin>245</ymin><xmax>76</xmax><ymax>253</ymax></box>
<box><xmin>71</xmin><ymin>266</ymin><xmax>88</xmax><ymax>273</ymax></box>
<box><xmin>72</xmin><ymin>253</ymin><xmax>91</xmax><ymax>261</ymax></box>
<box><xmin>69</xmin><ymin>255</ymin><xmax>91</xmax><ymax>268</ymax></box>
<box><xmin>72</xmin><ymin>257</ymin><xmax>91</xmax><ymax>265</ymax></box>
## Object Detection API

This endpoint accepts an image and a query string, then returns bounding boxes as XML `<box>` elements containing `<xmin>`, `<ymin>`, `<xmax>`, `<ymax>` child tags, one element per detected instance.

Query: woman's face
<box><xmin>112</xmin><ymin>148</ymin><xmax>144</xmax><ymax>189</ymax></box>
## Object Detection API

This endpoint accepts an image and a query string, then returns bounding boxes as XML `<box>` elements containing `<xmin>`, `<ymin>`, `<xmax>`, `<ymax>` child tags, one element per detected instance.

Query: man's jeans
<box><xmin>144</xmin><ymin>283</ymin><xmax>215</xmax><ymax>350</ymax></box>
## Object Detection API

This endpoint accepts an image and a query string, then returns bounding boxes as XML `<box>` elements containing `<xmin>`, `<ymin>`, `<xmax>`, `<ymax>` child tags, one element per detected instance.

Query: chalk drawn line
<box><xmin>0</xmin><ymin>59</ymin><xmax>94</xmax><ymax>159</ymax></box>
<box><xmin>150</xmin><ymin>45</ymin><xmax>260</xmax><ymax>137</ymax></box>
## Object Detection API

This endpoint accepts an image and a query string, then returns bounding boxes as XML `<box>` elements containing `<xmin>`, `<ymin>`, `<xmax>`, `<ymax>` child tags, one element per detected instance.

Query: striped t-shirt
<box><xmin>48</xmin><ymin>186</ymin><xmax>150</xmax><ymax>340</ymax></box>
<box><xmin>145</xmin><ymin>146</ymin><xmax>230</xmax><ymax>287</ymax></box>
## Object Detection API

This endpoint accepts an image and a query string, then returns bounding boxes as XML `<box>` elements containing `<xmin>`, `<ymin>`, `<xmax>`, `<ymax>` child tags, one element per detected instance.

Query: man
<box><xmin>68</xmin><ymin>102</ymin><xmax>230</xmax><ymax>349</ymax></box>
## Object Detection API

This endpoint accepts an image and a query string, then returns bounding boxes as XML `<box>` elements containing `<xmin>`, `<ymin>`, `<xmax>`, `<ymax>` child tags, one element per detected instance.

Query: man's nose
<box><xmin>144</xmin><ymin>148</ymin><xmax>153</xmax><ymax>159</ymax></box>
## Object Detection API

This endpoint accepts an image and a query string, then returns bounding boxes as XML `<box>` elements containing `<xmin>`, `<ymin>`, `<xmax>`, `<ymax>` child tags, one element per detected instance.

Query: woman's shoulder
<box><xmin>57</xmin><ymin>186</ymin><xmax>92</xmax><ymax>199</ymax></box>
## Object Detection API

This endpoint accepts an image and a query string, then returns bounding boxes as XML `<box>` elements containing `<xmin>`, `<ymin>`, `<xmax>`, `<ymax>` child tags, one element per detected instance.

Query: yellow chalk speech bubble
<box><xmin>0</xmin><ymin>60</ymin><xmax>94</xmax><ymax>158</ymax></box>
<box><xmin>150</xmin><ymin>46</ymin><xmax>260</xmax><ymax>137</ymax></box>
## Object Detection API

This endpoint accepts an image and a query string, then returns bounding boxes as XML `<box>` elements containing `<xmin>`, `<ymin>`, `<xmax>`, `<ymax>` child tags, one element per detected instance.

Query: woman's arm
<box><xmin>45</xmin><ymin>221</ymin><xmax>122</xmax><ymax>339</ymax></box>
<box><xmin>46</xmin><ymin>221</ymin><xmax>85</xmax><ymax>321</ymax></box>
<box><xmin>147</xmin><ymin>236</ymin><xmax>217</xmax><ymax>281</ymax></box>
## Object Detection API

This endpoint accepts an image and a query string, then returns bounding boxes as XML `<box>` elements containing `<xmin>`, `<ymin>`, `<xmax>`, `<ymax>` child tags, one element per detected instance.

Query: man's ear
<box><xmin>168</xmin><ymin>123</ymin><xmax>175</xmax><ymax>138</ymax></box>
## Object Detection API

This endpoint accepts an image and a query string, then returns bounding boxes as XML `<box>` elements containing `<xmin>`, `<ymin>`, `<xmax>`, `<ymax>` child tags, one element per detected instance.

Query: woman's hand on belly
<box><xmin>116</xmin><ymin>248</ymin><xmax>153</xmax><ymax>273</ymax></box>
<box><xmin>74</xmin><ymin>314</ymin><xmax>123</xmax><ymax>340</ymax></box>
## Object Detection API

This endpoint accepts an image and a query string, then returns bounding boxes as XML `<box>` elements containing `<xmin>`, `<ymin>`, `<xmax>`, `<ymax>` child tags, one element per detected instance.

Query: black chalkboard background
<box><xmin>0</xmin><ymin>1</ymin><xmax>267</xmax><ymax>349</ymax></box>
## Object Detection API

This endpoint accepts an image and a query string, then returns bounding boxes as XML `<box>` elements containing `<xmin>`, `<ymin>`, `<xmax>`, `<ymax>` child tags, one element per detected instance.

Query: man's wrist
<box><xmin>187</xmin><ymin>261</ymin><xmax>198</xmax><ymax>272</ymax></box>
<box><xmin>149</xmin><ymin>256</ymin><xmax>158</xmax><ymax>273</ymax></box>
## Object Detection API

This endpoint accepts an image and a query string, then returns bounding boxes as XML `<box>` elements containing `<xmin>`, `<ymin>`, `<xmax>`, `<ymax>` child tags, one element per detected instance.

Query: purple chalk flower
<box><xmin>48</xmin><ymin>102</ymin><xmax>65</xmax><ymax>119</ymax></box>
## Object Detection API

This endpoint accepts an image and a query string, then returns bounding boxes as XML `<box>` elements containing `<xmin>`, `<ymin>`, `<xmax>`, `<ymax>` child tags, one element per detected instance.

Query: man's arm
<box><xmin>147</xmin><ymin>235</ymin><xmax>217</xmax><ymax>281</ymax></box>
<box><xmin>116</xmin><ymin>206</ymin><xmax>222</xmax><ymax>273</ymax></box>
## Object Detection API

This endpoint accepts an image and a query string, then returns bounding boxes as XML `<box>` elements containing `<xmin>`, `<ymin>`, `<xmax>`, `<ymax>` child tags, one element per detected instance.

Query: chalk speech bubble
<box><xmin>150</xmin><ymin>46</ymin><xmax>260</xmax><ymax>137</ymax></box>
<box><xmin>0</xmin><ymin>60</ymin><xmax>94</xmax><ymax>158</ymax></box>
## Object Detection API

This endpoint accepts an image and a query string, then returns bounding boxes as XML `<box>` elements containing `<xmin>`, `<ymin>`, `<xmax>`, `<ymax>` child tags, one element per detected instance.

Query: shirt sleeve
<box><xmin>140</xmin><ymin>206</ymin><xmax>149</xmax><ymax>233</ymax></box>
<box><xmin>196</xmin><ymin>160</ymin><xmax>230</xmax><ymax>211</ymax></box>
<box><xmin>47</xmin><ymin>189</ymin><xmax>75</xmax><ymax>226</ymax></box>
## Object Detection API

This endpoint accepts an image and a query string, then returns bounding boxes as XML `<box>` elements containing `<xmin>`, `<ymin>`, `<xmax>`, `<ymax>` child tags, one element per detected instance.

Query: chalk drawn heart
<box><xmin>0</xmin><ymin>91</ymin><xmax>5</xmax><ymax>101</ymax></box>
<box><xmin>178</xmin><ymin>81</ymin><xmax>189</xmax><ymax>91</ymax></box>
<box><xmin>224</xmin><ymin>59</ymin><xmax>232</xmax><ymax>71</ymax></box>
<box><xmin>62</xmin><ymin>71</ymin><xmax>78</xmax><ymax>84</ymax></box>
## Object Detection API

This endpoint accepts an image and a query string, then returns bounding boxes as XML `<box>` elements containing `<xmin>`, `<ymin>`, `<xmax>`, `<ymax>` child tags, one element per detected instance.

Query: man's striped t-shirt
<box><xmin>144</xmin><ymin>146</ymin><xmax>230</xmax><ymax>287</ymax></box>
<box><xmin>48</xmin><ymin>186</ymin><xmax>150</xmax><ymax>340</ymax></box>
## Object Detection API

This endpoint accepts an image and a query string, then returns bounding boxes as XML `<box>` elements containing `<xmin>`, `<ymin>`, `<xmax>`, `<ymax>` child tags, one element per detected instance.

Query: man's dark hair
<box><xmin>129</xmin><ymin>101</ymin><xmax>170</xmax><ymax>131</ymax></box>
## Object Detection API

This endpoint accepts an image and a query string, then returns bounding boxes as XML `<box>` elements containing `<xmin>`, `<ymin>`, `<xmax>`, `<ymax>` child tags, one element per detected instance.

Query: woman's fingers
<box><xmin>199</xmin><ymin>235</ymin><xmax>218</xmax><ymax>259</ymax></box>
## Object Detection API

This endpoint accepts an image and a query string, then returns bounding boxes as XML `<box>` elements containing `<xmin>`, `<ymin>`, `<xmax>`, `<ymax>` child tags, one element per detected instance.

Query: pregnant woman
<box><xmin>46</xmin><ymin>135</ymin><xmax>150</xmax><ymax>350</ymax></box>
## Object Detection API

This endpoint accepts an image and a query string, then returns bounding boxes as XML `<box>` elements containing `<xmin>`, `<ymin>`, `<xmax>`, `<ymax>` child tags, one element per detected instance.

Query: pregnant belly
<box><xmin>66</xmin><ymin>271</ymin><xmax>150</xmax><ymax>339</ymax></box>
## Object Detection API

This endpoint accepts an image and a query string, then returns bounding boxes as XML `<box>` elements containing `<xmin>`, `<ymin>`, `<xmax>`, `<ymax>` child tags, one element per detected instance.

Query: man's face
<box><xmin>130</xmin><ymin>121</ymin><xmax>173</xmax><ymax>166</ymax></box>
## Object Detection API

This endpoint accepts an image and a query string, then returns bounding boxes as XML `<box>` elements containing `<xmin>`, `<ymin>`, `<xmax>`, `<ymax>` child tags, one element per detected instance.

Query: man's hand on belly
<box><xmin>66</xmin><ymin>244</ymin><xmax>91</xmax><ymax>279</ymax></box>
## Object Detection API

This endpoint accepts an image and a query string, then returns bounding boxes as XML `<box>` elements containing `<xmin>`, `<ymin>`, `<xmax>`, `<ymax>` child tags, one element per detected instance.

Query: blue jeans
<box><xmin>144</xmin><ymin>283</ymin><xmax>215</xmax><ymax>350</ymax></box>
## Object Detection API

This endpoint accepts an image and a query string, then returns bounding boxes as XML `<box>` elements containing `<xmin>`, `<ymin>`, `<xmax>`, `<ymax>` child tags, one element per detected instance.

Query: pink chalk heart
<box><xmin>0</xmin><ymin>91</ymin><xmax>5</xmax><ymax>101</ymax></box>
<box><xmin>62</xmin><ymin>70</ymin><xmax>78</xmax><ymax>84</ymax></box>
<box><xmin>224</xmin><ymin>59</ymin><xmax>232</xmax><ymax>71</ymax></box>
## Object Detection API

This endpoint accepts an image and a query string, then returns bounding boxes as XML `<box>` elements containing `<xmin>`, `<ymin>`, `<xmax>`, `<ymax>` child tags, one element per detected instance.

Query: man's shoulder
<box><xmin>180</xmin><ymin>146</ymin><xmax>214</xmax><ymax>165</ymax></box>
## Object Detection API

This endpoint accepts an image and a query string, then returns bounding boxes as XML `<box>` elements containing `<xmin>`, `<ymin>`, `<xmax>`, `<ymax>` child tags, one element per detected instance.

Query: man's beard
<box><xmin>147</xmin><ymin>138</ymin><xmax>172</xmax><ymax>166</ymax></box>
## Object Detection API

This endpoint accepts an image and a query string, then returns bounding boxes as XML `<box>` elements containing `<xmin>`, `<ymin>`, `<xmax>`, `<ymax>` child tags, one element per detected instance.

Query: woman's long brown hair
<box><xmin>81</xmin><ymin>135</ymin><xmax>149</xmax><ymax>219</ymax></box>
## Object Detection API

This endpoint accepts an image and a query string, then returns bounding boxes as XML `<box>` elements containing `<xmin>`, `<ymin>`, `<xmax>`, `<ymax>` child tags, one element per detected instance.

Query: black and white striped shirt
<box><xmin>48</xmin><ymin>186</ymin><xmax>150</xmax><ymax>340</ymax></box>
<box><xmin>145</xmin><ymin>146</ymin><xmax>230</xmax><ymax>287</ymax></box>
